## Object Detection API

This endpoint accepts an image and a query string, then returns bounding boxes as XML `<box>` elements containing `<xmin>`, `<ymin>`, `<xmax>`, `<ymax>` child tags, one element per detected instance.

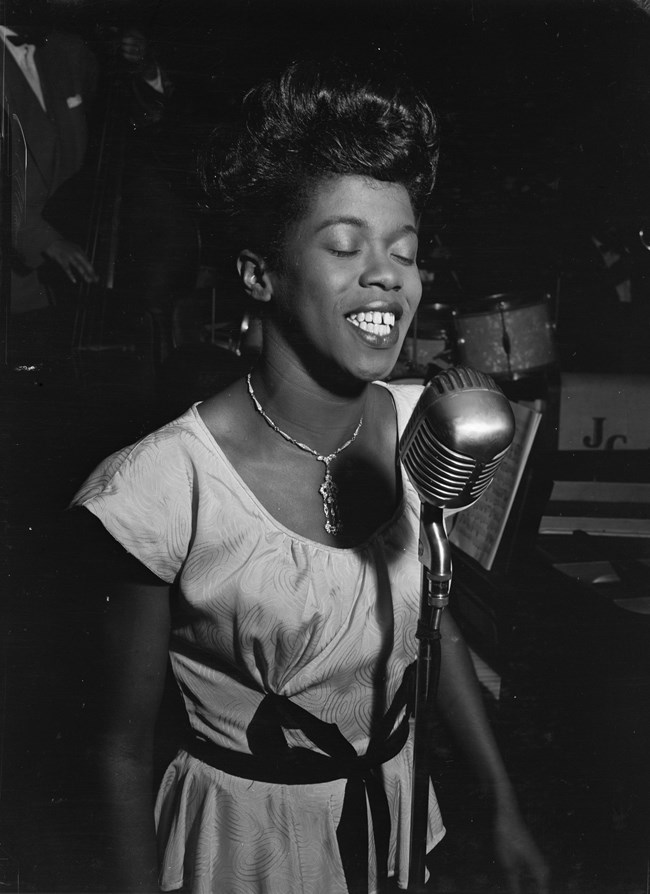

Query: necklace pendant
<box><xmin>319</xmin><ymin>467</ymin><xmax>343</xmax><ymax>536</ymax></box>
<box><xmin>246</xmin><ymin>374</ymin><xmax>362</xmax><ymax>538</ymax></box>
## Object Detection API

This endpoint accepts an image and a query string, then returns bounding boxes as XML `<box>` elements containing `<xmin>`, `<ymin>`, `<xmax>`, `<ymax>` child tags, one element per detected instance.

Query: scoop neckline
<box><xmin>185</xmin><ymin>388</ymin><xmax>411</xmax><ymax>555</ymax></box>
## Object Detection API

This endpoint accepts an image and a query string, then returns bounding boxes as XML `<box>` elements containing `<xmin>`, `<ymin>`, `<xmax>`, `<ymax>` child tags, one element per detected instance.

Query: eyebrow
<box><xmin>315</xmin><ymin>216</ymin><xmax>418</xmax><ymax>237</ymax></box>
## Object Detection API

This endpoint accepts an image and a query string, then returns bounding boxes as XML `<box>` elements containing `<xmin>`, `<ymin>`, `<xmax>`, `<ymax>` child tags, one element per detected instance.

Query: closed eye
<box><xmin>330</xmin><ymin>249</ymin><xmax>359</xmax><ymax>257</ymax></box>
<box><xmin>392</xmin><ymin>253</ymin><xmax>416</xmax><ymax>266</ymax></box>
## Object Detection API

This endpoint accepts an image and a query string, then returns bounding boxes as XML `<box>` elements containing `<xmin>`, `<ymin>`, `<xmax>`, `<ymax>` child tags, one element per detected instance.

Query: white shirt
<box><xmin>0</xmin><ymin>25</ymin><xmax>47</xmax><ymax>110</ymax></box>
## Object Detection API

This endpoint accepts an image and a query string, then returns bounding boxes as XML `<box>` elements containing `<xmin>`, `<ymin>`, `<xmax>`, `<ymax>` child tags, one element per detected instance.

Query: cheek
<box><xmin>393</xmin><ymin>277</ymin><xmax>422</xmax><ymax>350</ymax></box>
<box><xmin>302</xmin><ymin>263</ymin><xmax>351</xmax><ymax>312</ymax></box>
<box><xmin>405</xmin><ymin>275</ymin><xmax>423</xmax><ymax>318</ymax></box>
<box><xmin>274</xmin><ymin>266</ymin><xmax>338</xmax><ymax>327</ymax></box>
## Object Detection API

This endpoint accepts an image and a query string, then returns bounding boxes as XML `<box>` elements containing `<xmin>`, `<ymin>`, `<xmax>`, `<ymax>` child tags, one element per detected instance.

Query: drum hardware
<box><xmin>432</xmin><ymin>233</ymin><xmax>464</xmax><ymax>293</ymax></box>
<box><xmin>171</xmin><ymin>288</ymin><xmax>259</xmax><ymax>359</ymax></box>
<box><xmin>402</xmin><ymin>301</ymin><xmax>458</xmax><ymax>378</ymax></box>
<box><xmin>222</xmin><ymin>309</ymin><xmax>261</xmax><ymax>358</ymax></box>
<box><xmin>205</xmin><ymin>288</ymin><xmax>244</xmax><ymax>354</ymax></box>
<box><xmin>206</xmin><ymin>305</ymin><xmax>263</xmax><ymax>358</ymax></box>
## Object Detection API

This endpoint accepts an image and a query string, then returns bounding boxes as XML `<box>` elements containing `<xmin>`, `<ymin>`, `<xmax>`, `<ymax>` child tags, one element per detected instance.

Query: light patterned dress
<box><xmin>72</xmin><ymin>382</ymin><xmax>446</xmax><ymax>894</ymax></box>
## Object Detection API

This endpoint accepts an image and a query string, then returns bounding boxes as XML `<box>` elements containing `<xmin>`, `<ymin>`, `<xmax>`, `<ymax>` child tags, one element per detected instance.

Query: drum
<box><xmin>172</xmin><ymin>289</ymin><xmax>252</xmax><ymax>355</ymax></box>
<box><xmin>455</xmin><ymin>292</ymin><xmax>557</xmax><ymax>380</ymax></box>
<box><xmin>402</xmin><ymin>302</ymin><xmax>457</xmax><ymax>376</ymax></box>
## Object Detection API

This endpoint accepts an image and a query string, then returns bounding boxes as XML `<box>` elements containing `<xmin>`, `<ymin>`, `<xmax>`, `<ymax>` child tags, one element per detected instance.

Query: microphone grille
<box><xmin>400</xmin><ymin>367</ymin><xmax>515</xmax><ymax>509</ymax></box>
<box><xmin>401</xmin><ymin>420</ymin><xmax>508</xmax><ymax>506</ymax></box>
<box><xmin>426</xmin><ymin>365</ymin><xmax>497</xmax><ymax>396</ymax></box>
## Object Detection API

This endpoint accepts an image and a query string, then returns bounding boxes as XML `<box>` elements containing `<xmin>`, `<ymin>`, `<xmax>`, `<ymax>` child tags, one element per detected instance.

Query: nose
<box><xmin>359</xmin><ymin>249</ymin><xmax>402</xmax><ymax>291</ymax></box>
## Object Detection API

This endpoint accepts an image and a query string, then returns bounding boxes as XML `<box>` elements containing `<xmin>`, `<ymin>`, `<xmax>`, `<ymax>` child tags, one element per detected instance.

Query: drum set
<box><xmin>392</xmin><ymin>290</ymin><xmax>559</xmax><ymax>387</ymax></box>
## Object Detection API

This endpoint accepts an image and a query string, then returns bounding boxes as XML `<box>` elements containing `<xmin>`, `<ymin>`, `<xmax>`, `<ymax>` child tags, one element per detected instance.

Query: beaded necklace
<box><xmin>246</xmin><ymin>373</ymin><xmax>363</xmax><ymax>536</ymax></box>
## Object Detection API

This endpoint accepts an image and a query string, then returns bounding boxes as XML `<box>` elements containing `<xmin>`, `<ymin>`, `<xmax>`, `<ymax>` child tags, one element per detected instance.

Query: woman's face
<box><xmin>265</xmin><ymin>174</ymin><xmax>422</xmax><ymax>385</ymax></box>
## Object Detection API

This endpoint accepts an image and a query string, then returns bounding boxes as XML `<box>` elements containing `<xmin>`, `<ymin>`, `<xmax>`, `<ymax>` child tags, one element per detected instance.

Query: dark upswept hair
<box><xmin>201</xmin><ymin>55</ymin><xmax>439</xmax><ymax>264</ymax></box>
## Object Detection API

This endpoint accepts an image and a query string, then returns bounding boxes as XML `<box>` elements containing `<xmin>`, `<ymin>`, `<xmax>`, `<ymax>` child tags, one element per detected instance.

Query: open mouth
<box><xmin>346</xmin><ymin>311</ymin><xmax>396</xmax><ymax>337</ymax></box>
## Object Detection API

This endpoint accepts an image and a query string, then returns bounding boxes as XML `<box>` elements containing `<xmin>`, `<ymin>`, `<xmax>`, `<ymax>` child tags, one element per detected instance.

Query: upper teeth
<box><xmin>347</xmin><ymin>311</ymin><xmax>396</xmax><ymax>336</ymax></box>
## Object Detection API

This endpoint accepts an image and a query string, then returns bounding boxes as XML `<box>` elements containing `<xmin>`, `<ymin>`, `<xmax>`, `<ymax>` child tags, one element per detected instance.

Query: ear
<box><xmin>237</xmin><ymin>250</ymin><xmax>274</xmax><ymax>304</ymax></box>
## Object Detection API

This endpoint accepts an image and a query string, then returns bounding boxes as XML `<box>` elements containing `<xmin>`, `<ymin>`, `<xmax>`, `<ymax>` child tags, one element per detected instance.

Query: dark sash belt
<box><xmin>183</xmin><ymin>662</ymin><xmax>416</xmax><ymax>894</ymax></box>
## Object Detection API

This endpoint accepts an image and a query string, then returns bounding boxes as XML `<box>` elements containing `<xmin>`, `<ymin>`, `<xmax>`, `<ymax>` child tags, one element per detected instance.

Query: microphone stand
<box><xmin>407</xmin><ymin>501</ymin><xmax>452</xmax><ymax>893</ymax></box>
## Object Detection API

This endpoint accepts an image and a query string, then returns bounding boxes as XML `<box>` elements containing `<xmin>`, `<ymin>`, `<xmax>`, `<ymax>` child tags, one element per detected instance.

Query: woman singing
<box><xmin>71</xmin><ymin>56</ymin><xmax>549</xmax><ymax>894</ymax></box>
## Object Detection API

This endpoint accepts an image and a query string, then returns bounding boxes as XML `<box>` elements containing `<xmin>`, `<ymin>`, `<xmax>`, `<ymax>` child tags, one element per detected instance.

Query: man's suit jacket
<box><xmin>2</xmin><ymin>30</ymin><xmax>96</xmax><ymax>310</ymax></box>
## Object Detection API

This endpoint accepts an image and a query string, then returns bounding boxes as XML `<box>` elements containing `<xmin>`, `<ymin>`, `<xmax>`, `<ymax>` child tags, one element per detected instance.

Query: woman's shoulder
<box><xmin>194</xmin><ymin>379</ymin><xmax>249</xmax><ymax>441</ymax></box>
<box><xmin>69</xmin><ymin>405</ymin><xmax>230</xmax><ymax>584</ymax></box>
<box><xmin>373</xmin><ymin>379</ymin><xmax>424</xmax><ymax>433</ymax></box>
<box><xmin>72</xmin><ymin>405</ymin><xmax>216</xmax><ymax>506</ymax></box>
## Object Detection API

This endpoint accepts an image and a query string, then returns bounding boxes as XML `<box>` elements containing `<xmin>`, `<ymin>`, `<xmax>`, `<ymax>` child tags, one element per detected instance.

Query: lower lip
<box><xmin>347</xmin><ymin>320</ymin><xmax>401</xmax><ymax>349</ymax></box>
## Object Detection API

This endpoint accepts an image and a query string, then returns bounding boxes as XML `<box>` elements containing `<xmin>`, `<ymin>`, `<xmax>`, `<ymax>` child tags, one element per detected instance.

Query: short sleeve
<box><xmin>70</xmin><ymin>429</ymin><xmax>196</xmax><ymax>584</ymax></box>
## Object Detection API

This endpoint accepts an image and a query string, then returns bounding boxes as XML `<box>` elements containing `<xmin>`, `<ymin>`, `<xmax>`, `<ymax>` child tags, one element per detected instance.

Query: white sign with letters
<box><xmin>558</xmin><ymin>373</ymin><xmax>650</xmax><ymax>451</ymax></box>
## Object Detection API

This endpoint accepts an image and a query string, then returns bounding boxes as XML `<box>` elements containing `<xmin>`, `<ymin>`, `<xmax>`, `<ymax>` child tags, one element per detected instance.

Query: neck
<box><xmin>249</xmin><ymin>356</ymin><xmax>369</xmax><ymax>453</ymax></box>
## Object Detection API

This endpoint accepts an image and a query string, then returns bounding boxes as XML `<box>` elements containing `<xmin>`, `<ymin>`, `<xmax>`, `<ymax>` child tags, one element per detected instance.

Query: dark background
<box><xmin>2</xmin><ymin>1</ymin><xmax>650</xmax><ymax>892</ymax></box>
<box><xmin>45</xmin><ymin>0</ymin><xmax>650</xmax><ymax>371</ymax></box>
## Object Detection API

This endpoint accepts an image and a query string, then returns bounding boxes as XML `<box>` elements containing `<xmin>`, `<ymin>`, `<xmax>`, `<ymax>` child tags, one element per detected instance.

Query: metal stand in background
<box><xmin>71</xmin><ymin>61</ymin><xmax>129</xmax><ymax>360</ymax></box>
<box><xmin>407</xmin><ymin>502</ymin><xmax>452</xmax><ymax>893</ymax></box>
<box><xmin>0</xmin><ymin>105</ymin><xmax>12</xmax><ymax>368</ymax></box>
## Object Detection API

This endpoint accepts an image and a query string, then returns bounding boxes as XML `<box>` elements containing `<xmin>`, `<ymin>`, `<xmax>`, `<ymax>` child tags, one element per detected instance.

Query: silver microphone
<box><xmin>399</xmin><ymin>366</ymin><xmax>515</xmax><ymax>511</ymax></box>
<box><xmin>402</xmin><ymin>367</ymin><xmax>515</xmax><ymax>893</ymax></box>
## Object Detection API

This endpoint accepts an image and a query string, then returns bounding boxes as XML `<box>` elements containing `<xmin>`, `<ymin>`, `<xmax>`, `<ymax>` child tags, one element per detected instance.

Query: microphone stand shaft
<box><xmin>408</xmin><ymin>504</ymin><xmax>451</xmax><ymax>893</ymax></box>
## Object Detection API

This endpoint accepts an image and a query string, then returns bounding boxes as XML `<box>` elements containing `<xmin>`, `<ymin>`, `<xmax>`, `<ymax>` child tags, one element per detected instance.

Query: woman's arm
<box><xmin>68</xmin><ymin>498</ymin><xmax>175</xmax><ymax>892</ymax></box>
<box><xmin>436</xmin><ymin>611</ymin><xmax>550</xmax><ymax>894</ymax></box>
<box><xmin>99</xmin><ymin>576</ymin><xmax>171</xmax><ymax>893</ymax></box>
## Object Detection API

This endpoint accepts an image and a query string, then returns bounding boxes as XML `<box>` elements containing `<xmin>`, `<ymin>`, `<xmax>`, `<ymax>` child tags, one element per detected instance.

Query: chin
<box><xmin>300</xmin><ymin>339</ymin><xmax>401</xmax><ymax>392</ymax></box>
<box><xmin>349</xmin><ymin>357</ymin><xmax>399</xmax><ymax>384</ymax></box>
